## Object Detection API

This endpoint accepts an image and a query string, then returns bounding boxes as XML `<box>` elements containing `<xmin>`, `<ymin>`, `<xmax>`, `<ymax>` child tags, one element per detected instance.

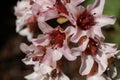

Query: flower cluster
<box><xmin>14</xmin><ymin>0</ymin><xmax>120</xmax><ymax>80</ymax></box>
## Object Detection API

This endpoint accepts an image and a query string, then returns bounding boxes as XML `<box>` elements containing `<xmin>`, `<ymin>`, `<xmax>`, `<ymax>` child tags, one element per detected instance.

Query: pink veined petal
<box><xmin>52</xmin><ymin>49</ymin><xmax>63</xmax><ymax>61</ymax></box>
<box><xmin>37</xmin><ymin>9</ymin><xmax>58</xmax><ymax>22</ymax></box>
<box><xmin>95</xmin><ymin>15</ymin><xmax>116</xmax><ymax>27</ymax></box>
<box><xmin>61</xmin><ymin>40</ymin><xmax>77</xmax><ymax>61</ymax></box>
<box><xmin>94</xmin><ymin>52</ymin><xmax>108</xmax><ymax>75</ymax></box>
<box><xmin>32</xmin><ymin>34</ymin><xmax>50</xmax><ymax>46</ymax></box>
<box><xmin>71</xmin><ymin>0</ymin><xmax>85</xmax><ymax>6</ymax></box>
<box><xmin>33</xmin><ymin>0</ymin><xmax>55</xmax><ymax>12</ymax></box>
<box><xmin>66</xmin><ymin>4</ymin><xmax>85</xmax><ymax>23</ymax></box>
<box><xmin>38</xmin><ymin>63</ymin><xmax>53</xmax><ymax>74</ymax></box>
<box><xmin>19</xmin><ymin>28</ymin><xmax>33</xmax><ymax>41</ymax></box>
<box><xmin>88</xmin><ymin>25</ymin><xmax>104</xmax><ymax>40</ymax></box>
<box><xmin>79</xmin><ymin>55</ymin><xmax>94</xmax><ymax>75</ymax></box>
<box><xmin>22</xmin><ymin>58</ymin><xmax>38</xmax><ymax>65</ymax></box>
<box><xmin>25</xmin><ymin>72</ymin><xmax>37</xmax><ymax>80</ymax></box>
<box><xmin>101</xmin><ymin>43</ymin><xmax>118</xmax><ymax>58</ymax></box>
<box><xmin>43</xmin><ymin>9</ymin><xmax>59</xmax><ymax>21</ymax></box>
<box><xmin>70</xmin><ymin>28</ymin><xmax>87</xmax><ymax>43</ymax></box>
<box><xmin>71</xmin><ymin>37</ymin><xmax>89</xmax><ymax>52</ymax></box>
<box><xmin>64</xmin><ymin>26</ymin><xmax>76</xmax><ymax>37</ymax></box>
<box><xmin>42</xmin><ymin>50</ymin><xmax>54</xmax><ymax>67</ymax></box>
<box><xmin>38</xmin><ymin>22</ymin><xmax>54</xmax><ymax>33</ymax></box>
<box><xmin>90</xmin><ymin>0</ymin><xmax>105</xmax><ymax>15</ymax></box>
<box><xmin>20</xmin><ymin>43</ymin><xmax>29</xmax><ymax>53</ymax></box>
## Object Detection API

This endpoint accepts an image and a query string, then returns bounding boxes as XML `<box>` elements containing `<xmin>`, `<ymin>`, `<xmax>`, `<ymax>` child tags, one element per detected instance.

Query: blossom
<box><xmin>20</xmin><ymin>43</ymin><xmax>70</xmax><ymax>80</ymax></box>
<box><xmin>71</xmin><ymin>37</ymin><xmax>119</xmax><ymax>77</ymax></box>
<box><xmin>60</xmin><ymin>0</ymin><xmax>116</xmax><ymax>42</ymax></box>
<box><xmin>14</xmin><ymin>0</ymin><xmax>40</xmax><ymax>41</ymax></box>
<box><xmin>20</xmin><ymin>43</ymin><xmax>45</xmax><ymax>65</ymax></box>
<box><xmin>14</xmin><ymin>0</ymin><xmax>58</xmax><ymax>41</ymax></box>
<box><xmin>32</xmin><ymin>25</ymin><xmax>77</xmax><ymax>64</ymax></box>
<box><xmin>25</xmin><ymin>63</ymin><xmax>70</xmax><ymax>80</ymax></box>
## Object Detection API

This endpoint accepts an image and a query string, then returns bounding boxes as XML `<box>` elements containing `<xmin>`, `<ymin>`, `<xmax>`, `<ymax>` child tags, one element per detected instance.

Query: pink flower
<box><xmin>71</xmin><ymin>37</ymin><xmax>119</xmax><ymax>76</ymax></box>
<box><xmin>14</xmin><ymin>0</ymin><xmax>39</xmax><ymax>41</ymax></box>
<box><xmin>60</xmin><ymin>0</ymin><xmax>116</xmax><ymax>42</ymax></box>
<box><xmin>32</xmin><ymin>25</ymin><xmax>77</xmax><ymax>62</ymax></box>
<box><xmin>20</xmin><ymin>43</ymin><xmax>45</xmax><ymax>65</ymax></box>
<box><xmin>32</xmin><ymin>0</ymin><xmax>59</xmax><ymax>22</ymax></box>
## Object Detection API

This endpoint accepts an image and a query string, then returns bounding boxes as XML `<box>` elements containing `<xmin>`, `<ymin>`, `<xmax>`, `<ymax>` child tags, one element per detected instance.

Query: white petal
<box><xmin>20</xmin><ymin>43</ymin><xmax>29</xmax><ymax>53</ymax></box>
<box><xmin>19</xmin><ymin>28</ymin><xmax>33</xmax><ymax>41</ymax></box>
<box><xmin>71</xmin><ymin>0</ymin><xmax>85</xmax><ymax>6</ymax></box>
<box><xmin>62</xmin><ymin>41</ymin><xmax>77</xmax><ymax>61</ymax></box>
<box><xmin>38</xmin><ymin>22</ymin><xmax>54</xmax><ymax>33</ymax></box>
<box><xmin>71</xmin><ymin>37</ymin><xmax>89</xmax><ymax>52</ymax></box>
<box><xmin>32</xmin><ymin>34</ymin><xmax>49</xmax><ymax>46</ymax></box>
<box><xmin>88</xmin><ymin>25</ymin><xmax>104</xmax><ymax>40</ymax></box>
<box><xmin>66</xmin><ymin>4</ymin><xmax>85</xmax><ymax>22</ymax></box>
<box><xmin>22</xmin><ymin>58</ymin><xmax>38</xmax><ymax>65</ymax></box>
<box><xmin>95</xmin><ymin>15</ymin><xmax>116</xmax><ymax>27</ymax></box>
<box><xmin>94</xmin><ymin>53</ymin><xmax>108</xmax><ymax>75</ymax></box>
<box><xmin>79</xmin><ymin>55</ymin><xmax>94</xmax><ymax>75</ymax></box>
<box><xmin>38</xmin><ymin>63</ymin><xmax>53</xmax><ymax>74</ymax></box>
<box><xmin>25</xmin><ymin>72</ymin><xmax>37</xmax><ymax>80</ymax></box>
<box><xmin>90</xmin><ymin>0</ymin><xmax>105</xmax><ymax>15</ymax></box>
<box><xmin>52</xmin><ymin>49</ymin><xmax>63</xmax><ymax>61</ymax></box>
<box><xmin>70</xmin><ymin>29</ymin><xmax>87</xmax><ymax>43</ymax></box>
<box><xmin>64</xmin><ymin>26</ymin><xmax>76</xmax><ymax>37</ymax></box>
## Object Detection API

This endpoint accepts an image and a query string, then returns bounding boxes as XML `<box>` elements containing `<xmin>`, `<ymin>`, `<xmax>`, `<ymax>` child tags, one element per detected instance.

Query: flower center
<box><xmin>77</xmin><ymin>11</ymin><xmax>95</xmax><ymax>30</ymax></box>
<box><xmin>49</xmin><ymin>30</ymin><xmax>66</xmax><ymax>48</ymax></box>
<box><xmin>83</xmin><ymin>38</ymin><xmax>99</xmax><ymax>56</ymax></box>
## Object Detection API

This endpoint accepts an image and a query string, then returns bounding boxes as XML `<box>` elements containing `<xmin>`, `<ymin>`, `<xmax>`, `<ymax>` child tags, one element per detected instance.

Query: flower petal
<box><xmin>32</xmin><ymin>34</ymin><xmax>49</xmax><ymax>46</ymax></box>
<box><xmin>25</xmin><ymin>72</ymin><xmax>37</xmax><ymax>80</ymax></box>
<box><xmin>88</xmin><ymin>25</ymin><xmax>104</xmax><ymax>40</ymax></box>
<box><xmin>38</xmin><ymin>22</ymin><xmax>54</xmax><ymax>33</ymax></box>
<box><xmin>79</xmin><ymin>55</ymin><xmax>94</xmax><ymax>75</ymax></box>
<box><xmin>70</xmin><ymin>29</ymin><xmax>87</xmax><ymax>43</ymax></box>
<box><xmin>90</xmin><ymin>0</ymin><xmax>105</xmax><ymax>15</ymax></box>
<box><xmin>19</xmin><ymin>28</ymin><xmax>33</xmax><ymax>41</ymax></box>
<box><xmin>52</xmin><ymin>49</ymin><xmax>63</xmax><ymax>61</ymax></box>
<box><xmin>94</xmin><ymin>52</ymin><xmax>108</xmax><ymax>75</ymax></box>
<box><xmin>61</xmin><ymin>41</ymin><xmax>77</xmax><ymax>61</ymax></box>
<box><xmin>71</xmin><ymin>0</ymin><xmax>85</xmax><ymax>6</ymax></box>
<box><xmin>72</xmin><ymin>37</ymin><xmax>89</xmax><ymax>52</ymax></box>
<box><xmin>64</xmin><ymin>26</ymin><xmax>76</xmax><ymax>37</ymax></box>
<box><xmin>95</xmin><ymin>15</ymin><xmax>116</xmax><ymax>27</ymax></box>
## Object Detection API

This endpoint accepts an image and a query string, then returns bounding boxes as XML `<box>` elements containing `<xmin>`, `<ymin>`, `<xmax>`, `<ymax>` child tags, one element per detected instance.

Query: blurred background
<box><xmin>0</xmin><ymin>0</ymin><xmax>120</xmax><ymax>80</ymax></box>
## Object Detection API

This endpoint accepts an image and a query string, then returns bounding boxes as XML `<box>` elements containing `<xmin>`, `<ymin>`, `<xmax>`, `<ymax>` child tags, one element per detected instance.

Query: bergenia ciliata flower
<box><xmin>59</xmin><ymin>0</ymin><xmax>116</xmax><ymax>42</ymax></box>
<box><xmin>72</xmin><ymin>37</ymin><xmax>119</xmax><ymax>77</ymax></box>
<box><xmin>32</xmin><ymin>25</ymin><xmax>77</xmax><ymax>63</ymax></box>
<box><xmin>14</xmin><ymin>0</ymin><xmax>40</xmax><ymax>41</ymax></box>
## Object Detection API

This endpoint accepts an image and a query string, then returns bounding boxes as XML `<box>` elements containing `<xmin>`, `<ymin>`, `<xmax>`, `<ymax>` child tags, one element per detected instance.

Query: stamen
<box><xmin>77</xmin><ymin>11</ymin><xmax>95</xmax><ymax>30</ymax></box>
<box><xmin>49</xmin><ymin>30</ymin><xmax>66</xmax><ymax>48</ymax></box>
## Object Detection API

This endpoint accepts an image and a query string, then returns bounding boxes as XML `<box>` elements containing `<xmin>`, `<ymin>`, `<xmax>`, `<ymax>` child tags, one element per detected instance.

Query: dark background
<box><xmin>0</xmin><ymin>0</ymin><xmax>33</xmax><ymax>80</ymax></box>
